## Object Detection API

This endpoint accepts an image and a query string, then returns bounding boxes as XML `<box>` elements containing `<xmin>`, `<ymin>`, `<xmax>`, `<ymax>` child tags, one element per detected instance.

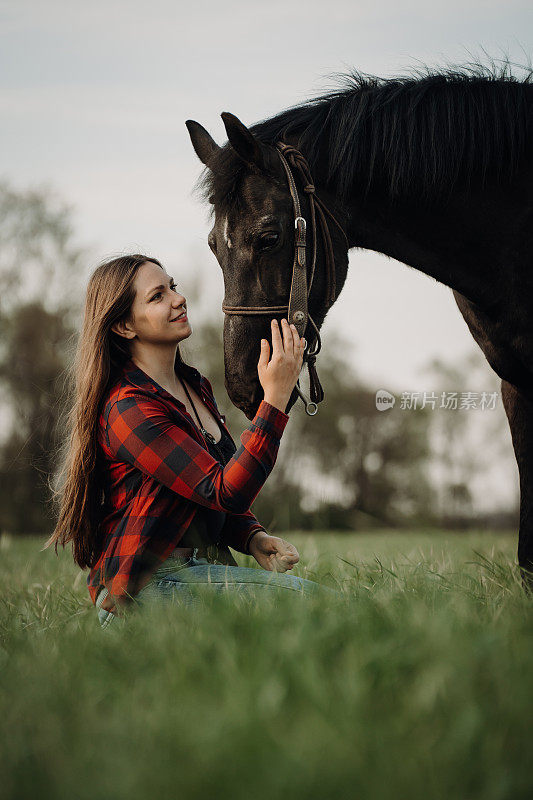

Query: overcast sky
<box><xmin>1</xmin><ymin>0</ymin><xmax>530</xmax><ymax>510</ymax></box>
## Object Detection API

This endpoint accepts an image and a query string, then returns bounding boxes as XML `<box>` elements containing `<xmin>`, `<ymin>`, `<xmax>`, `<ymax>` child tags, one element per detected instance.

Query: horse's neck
<box><xmin>335</xmin><ymin>184</ymin><xmax>512</xmax><ymax>310</ymax></box>
<box><xmin>285</xmin><ymin>111</ymin><xmax>523</xmax><ymax>310</ymax></box>
<box><xmin>281</xmin><ymin>133</ymin><xmax>481</xmax><ymax>302</ymax></box>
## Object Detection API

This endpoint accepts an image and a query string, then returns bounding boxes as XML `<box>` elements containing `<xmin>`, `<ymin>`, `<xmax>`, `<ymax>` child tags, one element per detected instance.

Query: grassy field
<box><xmin>0</xmin><ymin>530</ymin><xmax>531</xmax><ymax>800</ymax></box>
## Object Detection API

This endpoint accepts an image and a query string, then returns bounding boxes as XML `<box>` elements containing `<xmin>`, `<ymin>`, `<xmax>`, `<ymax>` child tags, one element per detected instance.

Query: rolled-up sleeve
<box><xmin>104</xmin><ymin>392</ymin><xmax>289</xmax><ymax>515</ymax></box>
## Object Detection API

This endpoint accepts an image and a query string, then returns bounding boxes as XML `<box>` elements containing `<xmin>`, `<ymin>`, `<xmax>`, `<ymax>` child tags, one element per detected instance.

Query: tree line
<box><xmin>0</xmin><ymin>181</ymin><xmax>517</xmax><ymax>537</ymax></box>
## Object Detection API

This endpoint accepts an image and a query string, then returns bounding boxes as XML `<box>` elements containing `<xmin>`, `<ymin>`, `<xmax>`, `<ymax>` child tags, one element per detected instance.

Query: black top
<box><xmin>178</xmin><ymin>421</ymin><xmax>239</xmax><ymax>564</ymax></box>
<box><xmin>176</xmin><ymin>371</ymin><xmax>240</xmax><ymax>564</ymax></box>
<box><xmin>204</xmin><ymin>423</ymin><xmax>237</xmax><ymax>466</ymax></box>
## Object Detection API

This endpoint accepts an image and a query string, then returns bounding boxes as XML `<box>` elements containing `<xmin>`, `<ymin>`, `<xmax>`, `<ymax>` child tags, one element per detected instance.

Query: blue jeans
<box><xmin>96</xmin><ymin>553</ymin><xmax>337</xmax><ymax>627</ymax></box>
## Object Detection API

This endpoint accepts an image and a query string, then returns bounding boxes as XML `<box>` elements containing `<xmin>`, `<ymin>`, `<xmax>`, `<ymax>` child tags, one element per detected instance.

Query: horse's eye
<box><xmin>257</xmin><ymin>232</ymin><xmax>280</xmax><ymax>252</ymax></box>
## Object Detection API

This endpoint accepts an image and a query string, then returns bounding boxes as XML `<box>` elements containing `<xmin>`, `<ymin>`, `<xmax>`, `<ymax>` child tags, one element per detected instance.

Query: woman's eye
<box><xmin>257</xmin><ymin>232</ymin><xmax>280</xmax><ymax>252</ymax></box>
<box><xmin>152</xmin><ymin>283</ymin><xmax>177</xmax><ymax>301</ymax></box>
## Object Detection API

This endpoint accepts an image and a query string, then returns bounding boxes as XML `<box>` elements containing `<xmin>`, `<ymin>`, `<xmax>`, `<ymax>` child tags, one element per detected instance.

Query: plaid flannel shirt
<box><xmin>87</xmin><ymin>357</ymin><xmax>289</xmax><ymax>607</ymax></box>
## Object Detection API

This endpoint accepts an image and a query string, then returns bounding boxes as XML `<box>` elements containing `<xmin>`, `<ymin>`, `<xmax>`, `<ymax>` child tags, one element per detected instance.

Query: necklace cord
<box><xmin>178</xmin><ymin>375</ymin><xmax>218</xmax><ymax>444</ymax></box>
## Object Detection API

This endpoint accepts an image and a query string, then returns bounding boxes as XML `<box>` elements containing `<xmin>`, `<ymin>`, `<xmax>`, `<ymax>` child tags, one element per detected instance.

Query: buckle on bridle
<box><xmin>295</xmin><ymin>383</ymin><xmax>318</xmax><ymax>416</ymax></box>
<box><xmin>295</xmin><ymin>216</ymin><xmax>307</xmax><ymax>260</ymax></box>
<box><xmin>294</xmin><ymin>216</ymin><xmax>306</xmax><ymax>244</ymax></box>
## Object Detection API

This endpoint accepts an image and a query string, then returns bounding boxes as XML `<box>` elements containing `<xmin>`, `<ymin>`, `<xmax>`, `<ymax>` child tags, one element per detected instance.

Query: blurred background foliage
<box><xmin>0</xmin><ymin>181</ymin><xmax>518</xmax><ymax>537</ymax></box>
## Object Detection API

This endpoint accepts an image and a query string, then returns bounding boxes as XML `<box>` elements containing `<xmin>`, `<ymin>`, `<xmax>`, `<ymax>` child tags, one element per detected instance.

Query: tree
<box><xmin>0</xmin><ymin>181</ymin><xmax>85</xmax><ymax>535</ymax></box>
<box><xmin>423</xmin><ymin>349</ymin><xmax>518</xmax><ymax>525</ymax></box>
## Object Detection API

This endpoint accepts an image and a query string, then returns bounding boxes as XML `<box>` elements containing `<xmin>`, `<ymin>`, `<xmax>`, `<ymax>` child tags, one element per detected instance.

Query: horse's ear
<box><xmin>221</xmin><ymin>112</ymin><xmax>265</xmax><ymax>170</ymax></box>
<box><xmin>185</xmin><ymin>120</ymin><xmax>221</xmax><ymax>169</ymax></box>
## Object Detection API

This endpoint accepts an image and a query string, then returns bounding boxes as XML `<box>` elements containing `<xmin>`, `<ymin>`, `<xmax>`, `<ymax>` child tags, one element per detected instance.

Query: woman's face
<box><xmin>115</xmin><ymin>261</ymin><xmax>192</xmax><ymax>346</ymax></box>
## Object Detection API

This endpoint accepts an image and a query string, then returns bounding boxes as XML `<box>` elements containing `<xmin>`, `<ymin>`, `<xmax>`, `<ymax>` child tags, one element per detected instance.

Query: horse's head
<box><xmin>186</xmin><ymin>112</ymin><xmax>349</xmax><ymax>420</ymax></box>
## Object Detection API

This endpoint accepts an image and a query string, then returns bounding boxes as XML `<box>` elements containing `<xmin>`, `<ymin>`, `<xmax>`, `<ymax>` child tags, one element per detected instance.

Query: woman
<box><xmin>47</xmin><ymin>254</ymin><xmax>334</xmax><ymax>627</ymax></box>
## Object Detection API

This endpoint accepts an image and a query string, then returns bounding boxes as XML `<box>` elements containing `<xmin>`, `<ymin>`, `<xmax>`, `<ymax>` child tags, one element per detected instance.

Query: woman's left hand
<box><xmin>249</xmin><ymin>532</ymin><xmax>299</xmax><ymax>572</ymax></box>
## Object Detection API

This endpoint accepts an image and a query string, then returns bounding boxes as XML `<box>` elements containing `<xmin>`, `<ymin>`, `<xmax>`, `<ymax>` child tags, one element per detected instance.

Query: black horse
<box><xmin>186</xmin><ymin>64</ymin><xmax>533</xmax><ymax>580</ymax></box>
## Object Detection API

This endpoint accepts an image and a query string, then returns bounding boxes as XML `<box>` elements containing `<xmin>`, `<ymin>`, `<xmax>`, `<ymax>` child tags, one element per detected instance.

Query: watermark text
<box><xmin>375</xmin><ymin>390</ymin><xmax>499</xmax><ymax>412</ymax></box>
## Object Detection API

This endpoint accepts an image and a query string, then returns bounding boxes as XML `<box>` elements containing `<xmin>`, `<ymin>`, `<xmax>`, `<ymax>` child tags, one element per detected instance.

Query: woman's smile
<box><xmin>170</xmin><ymin>311</ymin><xmax>188</xmax><ymax>323</ymax></box>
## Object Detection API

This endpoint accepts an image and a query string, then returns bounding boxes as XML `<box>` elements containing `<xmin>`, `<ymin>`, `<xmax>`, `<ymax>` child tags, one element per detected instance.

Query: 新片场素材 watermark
<box><xmin>375</xmin><ymin>390</ymin><xmax>499</xmax><ymax>412</ymax></box>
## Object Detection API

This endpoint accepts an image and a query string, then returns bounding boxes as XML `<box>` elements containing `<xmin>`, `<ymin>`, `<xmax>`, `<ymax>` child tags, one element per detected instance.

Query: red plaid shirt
<box><xmin>87</xmin><ymin>357</ymin><xmax>289</xmax><ymax>607</ymax></box>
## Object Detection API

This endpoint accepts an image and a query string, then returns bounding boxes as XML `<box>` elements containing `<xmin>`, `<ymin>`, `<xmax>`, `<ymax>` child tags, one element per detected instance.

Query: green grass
<box><xmin>0</xmin><ymin>530</ymin><xmax>532</xmax><ymax>800</ymax></box>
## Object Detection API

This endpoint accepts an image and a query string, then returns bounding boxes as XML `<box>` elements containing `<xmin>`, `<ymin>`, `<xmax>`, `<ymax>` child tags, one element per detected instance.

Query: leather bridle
<box><xmin>221</xmin><ymin>141</ymin><xmax>348</xmax><ymax>416</ymax></box>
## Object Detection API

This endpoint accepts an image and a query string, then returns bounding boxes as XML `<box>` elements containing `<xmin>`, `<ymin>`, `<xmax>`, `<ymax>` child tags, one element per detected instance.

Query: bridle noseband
<box><xmin>221</xmin><ymin>142</ymin><xmax>348</xmax><ymax>416</ymax></box>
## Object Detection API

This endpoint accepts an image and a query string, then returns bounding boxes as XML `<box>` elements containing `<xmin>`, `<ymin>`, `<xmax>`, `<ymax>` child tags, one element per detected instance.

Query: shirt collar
<box><xmin>118</xmin><ymin>357</ymin><xmax>229</xmax><ymax>435</ymax></box>
<box><xmin>121</xmin><ymin>357</ymin><xmax>208</xmax><ymax>406</ymax></box>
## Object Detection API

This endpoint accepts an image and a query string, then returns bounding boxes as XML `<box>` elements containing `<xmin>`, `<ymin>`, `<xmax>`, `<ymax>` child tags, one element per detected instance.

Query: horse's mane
<box><xmin>201</xmin><ymin>59</ymin><xmax>533</xmax><ymax>207</ymax></box>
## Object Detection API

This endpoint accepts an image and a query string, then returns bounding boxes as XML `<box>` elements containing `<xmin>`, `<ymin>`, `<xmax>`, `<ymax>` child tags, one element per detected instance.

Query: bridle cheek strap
<box><xmin>221</xmin><ymin>142</ymin><xmax>348</xmax><ymax>416</ymax></box>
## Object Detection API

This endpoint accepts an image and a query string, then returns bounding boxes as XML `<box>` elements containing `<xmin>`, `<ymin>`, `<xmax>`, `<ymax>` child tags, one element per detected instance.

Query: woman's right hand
<box><xmin>257</xmin><ymin>318</ymin><xmax>305</xmax><ymax>413</ymax></box>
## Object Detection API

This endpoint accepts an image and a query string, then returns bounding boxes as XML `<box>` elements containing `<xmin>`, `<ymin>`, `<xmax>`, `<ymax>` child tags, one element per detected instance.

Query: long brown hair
<box><xmin>44</xmin><ymin>254</ymin><xmax>188</xmax><ymax>569</ymax></box>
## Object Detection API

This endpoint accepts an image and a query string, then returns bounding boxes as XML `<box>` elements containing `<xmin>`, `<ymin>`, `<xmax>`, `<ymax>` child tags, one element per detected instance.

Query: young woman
<box><xmin>47</xmin><ymin>254</ymin><xmax>334</xmax><ymax>627</ymax></box>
